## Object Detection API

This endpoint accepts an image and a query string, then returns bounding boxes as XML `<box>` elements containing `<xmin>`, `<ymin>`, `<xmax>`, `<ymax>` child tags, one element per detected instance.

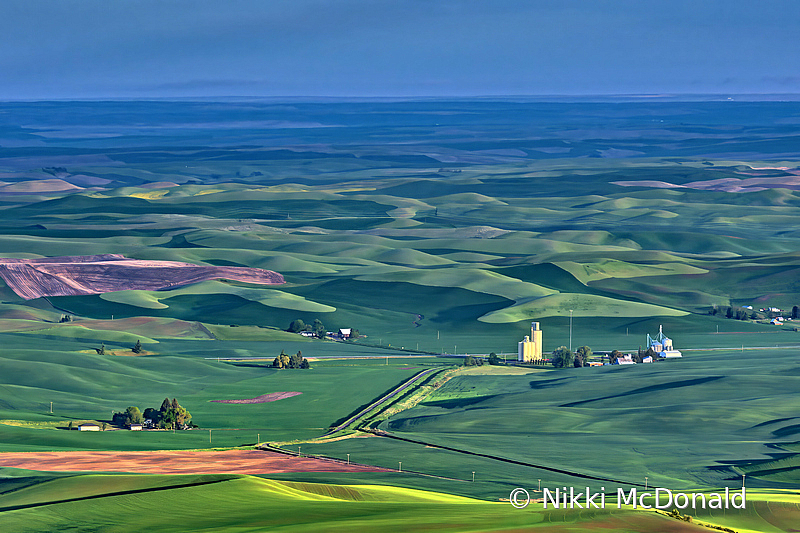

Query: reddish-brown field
<box><xmin>0</xmin><ymin>449</ymin><xmax>388</xmax><ymax>474</ymax></box>
<box><xmin>211</xmin><ymin>392</ymin><xmax>302</xmax><ymax>404</ymax></box>
<box><xmin>0</xmin><ymin>254</ymin><xmax>284</xmax><ymax>300</ymax></box>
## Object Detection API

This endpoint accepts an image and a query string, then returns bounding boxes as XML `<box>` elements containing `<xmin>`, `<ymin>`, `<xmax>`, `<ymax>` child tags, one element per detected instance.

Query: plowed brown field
<box><xmin>211</xmin><ymin>392</ymin><xmax>302</xmax><ymax>404</ymax></box>
<box><xmin>0</xmin><ymin>449</ymin><xmax>388</xmax><ymax>474</ymax></box>
<box><xmin>0</xmin><ymin>254</ymin><xmax>284</xmax><ymax>300</ymax></box>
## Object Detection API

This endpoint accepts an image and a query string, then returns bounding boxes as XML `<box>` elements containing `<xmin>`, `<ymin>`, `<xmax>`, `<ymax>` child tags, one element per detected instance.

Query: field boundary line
<box><xmin>362</xmin><ymin>429</ymin><xmax>645</xmax><ymax>487</ymax></box>
<box><xmin>0</xmin><ymin>475</ymin><xmax>239</xmax><ymax>514</ymax></box>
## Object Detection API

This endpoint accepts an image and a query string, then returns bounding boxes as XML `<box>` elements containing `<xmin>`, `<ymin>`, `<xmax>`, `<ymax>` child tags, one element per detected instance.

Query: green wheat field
<box><xmin>1</xmin><ymin>99</ymin><xmax>800</xmax><ymax>531</ymax></box>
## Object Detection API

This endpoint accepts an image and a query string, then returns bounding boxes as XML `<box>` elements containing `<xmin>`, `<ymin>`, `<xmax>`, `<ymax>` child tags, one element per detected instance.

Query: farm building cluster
<box><xmin>516</xmin><ymin>322</ymin><xmax>681</xmax><ymax>365</ymax></box>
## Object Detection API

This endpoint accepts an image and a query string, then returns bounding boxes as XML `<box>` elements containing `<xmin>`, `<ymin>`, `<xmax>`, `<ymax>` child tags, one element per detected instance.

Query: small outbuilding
<box><xmin>129</xmin><ymin>424</ymin><xmax>143</xmax><ymax>431</ymax></box>
<box><xmin>78</xmin><ymin>423</ymin><xmax>100</xmax><ymax>432</ymax></box>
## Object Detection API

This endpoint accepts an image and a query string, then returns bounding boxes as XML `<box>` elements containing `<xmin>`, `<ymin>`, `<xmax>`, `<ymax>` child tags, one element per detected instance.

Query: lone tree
<box><xmin>272</xmin><ymin>350</ymin><xmax>289</xmax><ymax>368</ymax></box>
<box><xmin>287</xmin><ymin>319</ymin><xmax>306</xmax><ymax>333</ymax></box>
<box><xmin>312</xmin><ymin>319</ymin><xmax>326</xmax><ymax>339</ymax></box>
<box><xmin>132</xmin><ymin>340</ymin><xmax>142</xmax><ymax>354</ymax></box>
<box><xmin>143</xmin><ymin>407</ymin><xmax>159</xmax><ymax>425</ymax></box>
<box><xmin>112</xmin><ymin>406</ymin><xmax>144</xmax><ymax>427</ymax></box>
<box><xmin>609</xmin><ymin>349</ymin><xmax>622</xmax><ymax>364</ymax></box>
<box><xmin>95</xmin><ymin>343</ymin><xmax>106</xmax><ymax>355</ymax></box>
<box><xmin>125</xmin><ymin>406</ymin><xmax>144</xmax><ymax>425</ymax></box>
<box><xmin>487</xmin><ymin>352</ymin><xmax>501</xmax><ymax>365</ymax></box>
<box><xmin>551</xmin><ymin>346</ymin><xmax>574</xmax><ymax>368</ymax></box>
<box><xmin>574</xmin><ymin>346</ymin><xmax>592</xmax><ymax>367</ymax></box>
<box><xmin>793</xmin><ymin>306</ymin><xmax>799</xmax><ymax>320</ymax></box>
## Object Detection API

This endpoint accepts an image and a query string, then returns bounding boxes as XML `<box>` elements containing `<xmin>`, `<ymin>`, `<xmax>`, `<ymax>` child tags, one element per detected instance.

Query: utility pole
<box><xmin>50</xmin><ymin>402</ymin><xmax>53</xmax><ymax>414</ymax></box>
<box><xmin>398</xmin><ymin>461</ymin><xmax>402</xmax><ymax>472</ymax></box>
<box><xmin>645</xmin><ymin>476</ymin><xmax>648</xmax><ymax>490</ymax></box>
<box><xmin>347</xmin><ymin>453</ymin><xmax>350</xmax><ymax>465</ymax></box>
<box><xmin>569</xmin><ymin>310</ymin><xmax>575</xmax><ymax>351</ymax></box>
<box><xmin>257</xmin><ymin>434</ymin><xmax>260</xmax><ymax>446</ymax></box>
<box><xmin>472</xmin><ymin>471</ymin><xmax>475</xmax><ymax>482</ymax></box>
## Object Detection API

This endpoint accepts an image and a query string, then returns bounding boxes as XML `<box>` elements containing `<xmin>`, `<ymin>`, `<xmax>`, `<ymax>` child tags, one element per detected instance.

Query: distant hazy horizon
<box><xmin>3</xmin><ymin>93</ymin><xmax>800</xmax><ymax>104</ymax></box>
<box><xmin>2</xmin><ymin>1</ymin><xmax>798</xmax><ymax>100</ymax></box>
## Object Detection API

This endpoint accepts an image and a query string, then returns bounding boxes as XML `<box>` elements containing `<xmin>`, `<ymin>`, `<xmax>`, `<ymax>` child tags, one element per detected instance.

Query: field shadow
<box><xmin>559</xmin><ymin>376</ymin><xmax>724</xmax><ymax>407</ymax></box>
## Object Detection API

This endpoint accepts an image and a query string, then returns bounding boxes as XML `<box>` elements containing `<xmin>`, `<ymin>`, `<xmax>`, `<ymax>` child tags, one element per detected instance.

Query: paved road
<box><xmin>321</xmin><ymin>367</ymin><xmax>440</xmax><ymax>437</ymax></box>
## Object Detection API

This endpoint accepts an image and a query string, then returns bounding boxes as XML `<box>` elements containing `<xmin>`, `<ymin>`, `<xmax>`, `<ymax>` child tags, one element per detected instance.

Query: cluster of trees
<box><xmin>272</xmin><ymin>350</ymin><xmax>310</xmax><ymax>369</ymax></box>
<box><xmin>288</xmin><ymin>318</ymin><xmax>326</xmax><ymax>338</ymax></box>
<box><xmin>550</xmin><ymin>345</ymin><xmax>593</xmax><ymax>368</ymax></box>
<box><xmin>487</xmin><ymin>352</ymin><xmax>502</xmax><ymax>365</ymax></box>
<box><xmin>112</xmin><ymin>398</ymin><xmax>192</xmax><ymax>430</ymax></box>
<box><xmin>463</xmin><ymin>356</ymin><xmax>484</xmax><ymax>366</ymax></box>
<box><xmin>710</xmin><ymin>306</ymin><xmax>757</xmax><ymax>320</ymax></box>
<box><xmin>707</xmin><ymin>305</ymin><xmax>800</xmax><ymax>321</ymax></box>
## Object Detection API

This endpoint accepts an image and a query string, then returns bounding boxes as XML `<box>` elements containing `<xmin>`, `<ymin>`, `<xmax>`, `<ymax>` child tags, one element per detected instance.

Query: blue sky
<box><xmin>1</xmin><ymin>0</ymin><xmax>799</xmax><ymax>99</ymax></box>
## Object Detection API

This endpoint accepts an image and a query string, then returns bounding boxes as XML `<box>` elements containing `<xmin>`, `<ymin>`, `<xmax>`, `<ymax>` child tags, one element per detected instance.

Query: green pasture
<box><xmin>2</xmin><ymin>472</ymin><xmax>782</xmax><ymax>533</ymax></box>
<box><xmin>346</xmin><ymin>348</ymin><xmax>800</xmax><ymax>493</ymax></box>
<box><xmin>0</xmin><ymin>334</ymin><xmax>428</xmax><ymax>450</ymax></box>
<box><xmin>3</xmin><ymin>100</ymin><xmax>800</xmax><ymax>530</ymax></box>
